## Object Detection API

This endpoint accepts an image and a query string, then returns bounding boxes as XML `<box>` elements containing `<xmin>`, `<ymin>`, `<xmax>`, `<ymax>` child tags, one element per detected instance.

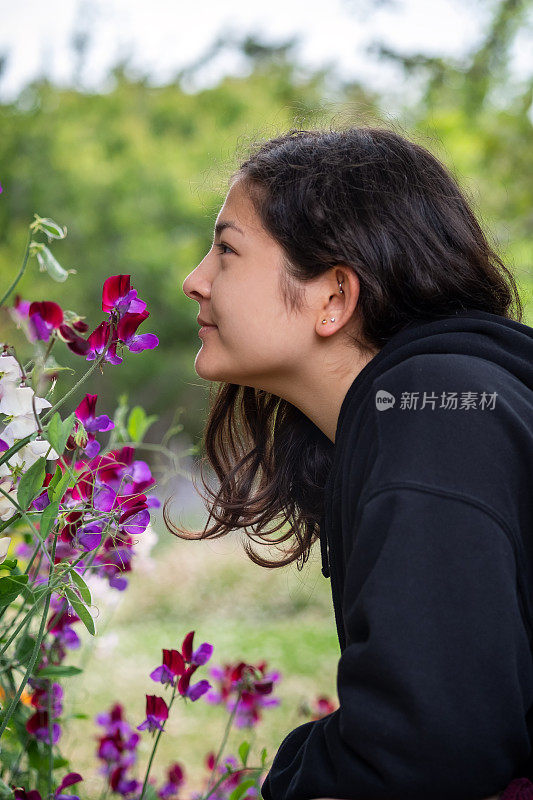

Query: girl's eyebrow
<box><xmin>214</xmin><ymin>220</ymin><xmax>244</xmax><ymax>237</ymax></box>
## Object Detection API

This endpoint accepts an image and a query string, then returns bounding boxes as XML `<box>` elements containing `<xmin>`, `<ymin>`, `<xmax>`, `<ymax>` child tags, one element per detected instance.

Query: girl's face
<box><xmin>182</xmin><ymin>179</ymin><xmax>325</xmax><ymax>395</ymax></box>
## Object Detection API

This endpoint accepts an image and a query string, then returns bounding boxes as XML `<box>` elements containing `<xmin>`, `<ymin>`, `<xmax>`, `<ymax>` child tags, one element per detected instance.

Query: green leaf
<box><xmin>34</xmin><ymin>244</ymin><xmax>75</xmax><ymax>282</ymax></box>
<box><xmin>70</xmin><ymin>568</ymin><xmax>92</xmax><ymax>604</ymax></box>
<box><xmin>238</xmin><ymin>740</ymin><xmax>250</xmax><ymax>767</ymax></box>
<box><xmin>15</xmin><ymin>633</ymin><xmax>36</xmax><ymax>666</ymax></box>
<box><xmin>64</xmin><ymin>586</ymin><xmax>95</xmax><ymax>635</ymax></box>
<box><xmin>47</xmin><ymin>465</ymin><xmax>62</xmax><ymax>500</ymax></box>
<box><xmin>25</xmin><ymin>739</ymin><xmax>69</xmax><ymax>771</ymax></box>
<box><xmin>127</xmin><ymin>406</ymin><xmax>158</xmax><ymax>442</ymax></box>
<box><xmin>39</xmin><ymin>500</ymin><xmax>59</xmax><ymax>540</ymax></box>
<box><xmin>16</xmin><ymin>456</ymin><xmax>46</xmax><ymax>511</ymax></box>
<box><xmin>260</xmin><ymin>747</ymin><xmax>268</xmax><ymax>767</ymax></box>
<box><xmin>36</xmin><ymin>664</ymin><xmax>83</xmax><ymax>678</ymax></box>
<box><xmin>0</xmin><ymin>558</ymin><xmax>17</xmax><ymax>572</ymax></box>
<box><xmin>229</xmin><ymin>779</ymin><xmax>256</xmax><ymax>800</ymax></box>
<box><xmin>0</xmin><ymin>574</ymin><xmax>29</xmax><ymax>606</ymax></box>
<box><xmin>51</xmin><ymin>468</ymin><xmax>72</xmax><ymax>502</ymax></box>
<box><xmin>43</xmin><ymin>411</ymin><xmax>76</xmax><ymax>456</ymax></box>
<box><xmin>70</xmin><ymin>712</ymin><xmax>89</xmax><ymax>719</ymax></box>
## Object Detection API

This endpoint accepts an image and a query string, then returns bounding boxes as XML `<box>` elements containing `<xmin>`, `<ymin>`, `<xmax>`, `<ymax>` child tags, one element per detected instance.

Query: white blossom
<box><xmin>0</xmin><ymin>354</ymin><xmax>23</xmax><ymax>382</ymax></box>
<box><xmin>0</xmin><ymin>536</ymin><xmax>11</xmax><ymax>562</ymax></box>
<box><xmin>0</xmin><ymin>479</ymin><xmax>18</xmax><ymax>522</ymax></box>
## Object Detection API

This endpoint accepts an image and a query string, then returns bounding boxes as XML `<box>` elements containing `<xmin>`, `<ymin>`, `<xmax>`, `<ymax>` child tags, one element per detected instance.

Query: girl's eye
<box><xmin>215</xmin><ymin>243</ymin><xmax>234</xmax><ymax>256</ymax></box>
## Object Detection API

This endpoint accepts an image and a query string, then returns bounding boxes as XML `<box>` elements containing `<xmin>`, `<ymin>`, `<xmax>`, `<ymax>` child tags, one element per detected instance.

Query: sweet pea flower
<box><xmin>0</xmin><ymin>478</ymin><xmax>18</xmax><ymax>521</ymax></box>
<box><xmin>0</xmin><ymin>352</ymin><xmax>23</xmax><ymax>381</ymax></box>
<box><xmin>28</xmin><ymin>301</ymin><xmax>64</xmax><ymax>342</ymax></box>
<box><xmin>150</xmin><ymin>631</ymin><xmax>213</xmax><ymax>701</ymax></box>
<box><xmin>57</xmin><ymin>323</ymin><xmax>90</xmax><ymax>356</ymax></box>
<box><xmin>0</xmin><ymin>379</ymin><xmax>52</xmax><ymax>417</ymax></box>
<box><xmin>116</xmin><ymin>310</ymin><xmax>159</xmax><ymax>354</ymax></box>
<box><xmin>53</xmin><ymin>773</ymin><xmax>83</xmax><ymax>800</ymax></box>
<box><xmin>8</xmin><ymin>295</ymin><xmax>31</xmax><ymax>332</ymax></box>
<box><xmin>0</xmin><ymin>535</ymin><xmax>11</xmax><ymax>562</ymax></box>
<box><xmin>137</xmin><ymin>695</ymin><xmax>168</xmax><ymax>733</ymax></box>
<box><xmin>96</xmin><ymin>702</ymin><xmax>140</xmax><ymax>797</ymax></box>
<box><xmin>102</xmin><ymin>275</ymin><xmax>147</xmax><ymax>318</ymax></box>
<box><xmin>85</xmin><ymin>320</ymin><xmax>122</xmax><ymax>365</ymax></box>
<box><xmin>73</xmin><ymin>393</ymin><xmax>114</xmax><ymax>457</ymax></box>
<box><xmin>158</xmin><ymin>763</ymin><xmax>185</xmax><ymax>799</ymax></box>
<box><xmin>25</xmin><ymin>709</ymin><xmax>61</xmax><ymax>743</ymax></box>
<box><xmin>205</xmin><ymin>660</ymin><xmax>281</xmax><ymax>728</ymax></box>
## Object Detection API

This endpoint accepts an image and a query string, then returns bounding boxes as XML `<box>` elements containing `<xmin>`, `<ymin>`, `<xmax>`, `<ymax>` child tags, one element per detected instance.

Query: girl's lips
<box><xmin>198</xmin><ymin>325</ymin><xmax>217</xmax><ymax>335</ymax></box>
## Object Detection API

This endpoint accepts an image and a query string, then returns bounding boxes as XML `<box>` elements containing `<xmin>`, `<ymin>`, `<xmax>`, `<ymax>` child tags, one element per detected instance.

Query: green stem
<box><xmin>0</xmin><ymin>228</ymin><xmax>32</xmax><ymax>309</ymax></box>
<box><xmin>48</xmin><ymin>677</ymin><xmax>53</xmax><ymax>796</ymax></box>
<box><xmin>0</xmin><ymin>531</ymin><xmax>58</xmax><ymax>739</ymax></box>
<box><xmin>139</xmin><ymin>683</ymin><xmax>178</xmax><ymax>800</ymax></box>
<box><xmin>203</xmin><ymin>685</ymin><xmax>244</xmax><ymax>798</ymax></box>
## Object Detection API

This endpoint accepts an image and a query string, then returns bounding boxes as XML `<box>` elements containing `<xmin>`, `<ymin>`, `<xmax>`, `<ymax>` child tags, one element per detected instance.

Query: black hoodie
<box><xmin>260</xmin><ymin>309</ymin><xmax>533</xmax><ymax>800</ymax></box>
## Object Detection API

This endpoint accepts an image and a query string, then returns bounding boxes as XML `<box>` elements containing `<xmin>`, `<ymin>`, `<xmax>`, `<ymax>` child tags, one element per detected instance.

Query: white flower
<box><xmin>24</xmin><ymin>438</ymin><xmax>60</xmax><ymax>463</ymax></box>
<box><xmin>3</xmin><ymin>413</ymin><xmax>41</xmax><ymax>441</ymax></box>
<box><xmin>0</xmin><ymin>479</ymin><xmax>18</xmax><ymax>522</ymax></box>
<box><xmin>0</xmin><ymin>536</ymin><xmax>11</xmax><ymax>562</ymax></box>
<box><xmin>0</xmin><ymin>381</ymin><xmax>51</xmax><ymax>417</ymax></box>
<box><xmin>0</xmin><ymin>354</ymin><xmax>23</xmax><ymax>382</ymax></box>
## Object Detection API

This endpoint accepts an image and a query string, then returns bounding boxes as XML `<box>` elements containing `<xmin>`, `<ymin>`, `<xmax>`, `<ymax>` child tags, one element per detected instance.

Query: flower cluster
<box><xmin>204</xmin><ymin>660</ymin><xmax>281</xmax><ymax>728</ymax></box>
<box><xmin>95</xmin><ymin>703</ymin><xmax>142</xmax><ymax>798</ymax></box>
<box><xmin>87</xmin><ymin>274</ymin><xmax>159</xmax><ymax>365</ymax></box>
<box><xmin>11</xmin><ymin>273</ymin><xmax>158</xmax><ymax>364</ymax></box>
<box><xmin>148</xmin><ymin>629</ymin><xmax>214</xmax><ymax>700</ymax></box>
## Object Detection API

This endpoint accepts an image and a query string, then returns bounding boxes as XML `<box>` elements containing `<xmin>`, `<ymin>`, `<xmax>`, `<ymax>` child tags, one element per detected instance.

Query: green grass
<box><xmin>59</xmin><ymin>515</ymin><xmax>340</xmax><ymax>797</ymax></box>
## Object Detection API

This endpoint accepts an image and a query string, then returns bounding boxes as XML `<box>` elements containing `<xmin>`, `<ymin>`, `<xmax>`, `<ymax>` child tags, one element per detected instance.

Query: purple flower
<box><xmin>73</xmin><ymin>393</ymin><xmax>114</xmax><ymax>457</ymax></box>
<box><xmin>102</xmin><ymin>275</ymin><xmax>147</xmax><ymax>319</ymax></box>
<box><xmin>116</xmin><ymin>309</ymin><xmax>159</xmax><ymax>354</ymax></box>
<box><xmin>137</xmin><ymin>695</ymin><xmax>168</xmax><ymax>733</ymax></box>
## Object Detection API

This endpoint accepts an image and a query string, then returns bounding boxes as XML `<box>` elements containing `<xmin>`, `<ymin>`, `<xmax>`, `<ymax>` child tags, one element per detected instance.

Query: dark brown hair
<box><xmin>164</xmin><ymin>124</ymin><xmax>523</xmax><ymax>570</ymax></box>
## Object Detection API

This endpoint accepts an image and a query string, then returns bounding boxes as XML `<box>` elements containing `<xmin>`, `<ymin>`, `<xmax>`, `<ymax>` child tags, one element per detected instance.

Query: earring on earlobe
<box><xmin>321</xmin><ymin>280</ymin><xmax>343</xmax><ymax>323</ymax></box>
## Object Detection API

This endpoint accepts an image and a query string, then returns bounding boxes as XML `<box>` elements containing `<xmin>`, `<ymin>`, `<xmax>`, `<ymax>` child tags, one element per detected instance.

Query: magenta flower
<box><xmin>150</xmin><ymin>649</ymin><xmax>186</xmax><ymax>687</ymax></box>
<box><xmin>12</xmin><ymin>784</ymin><xmax>82</xmax><ymax>800</ymax></box>
<box><xmin>204</xmin><ymin>660</ymin><xmax>281</xmax><ymax>728</ymax></box>
<box><xmin>28</xmin><ymin>300</ymin><xmax>63</xmax><ymax>342</ymax></box>
<box><xmin>54</xmin><ymin>773</ymin><xmax>83</xmax><ymax>800</ymax></box>
<box><xmin>58</xmin><ymin>323</ymin><xmax>90</xmax><ymax>356</ymax></box>
<box><xmin>116</xmin><ymin>310</ymin><xmax>159</xmax><ymax>354</ymax></box>
<box><xmin>25</xmin><ymin>709</ymin><xmax>61</xmax><ymax>743</ymax></box>
<box><xmin>73</xmin><ymin>393</ymin><xmax>114</xmax><ymax>457</ymax></box>
<box><xmin>158</xmin><ymin>763</ymin><xmax>185</xmax><ymax>799</ymax></box>
<box><xmin>85</xmin><ymin>320</ymin><xmax>122</xmax><ymax>365</ymax></box>
<box><xmin>102</xmin><ymin>274</ymin><xmax>147</xmax><ymax>318</ymax></box>
<box><xmin>96</xmin><ymin>703</ymin><xmax>140</xmax><ymax>797</ymax></box>
<box><xmin>137</xmin><ymin>695</ymin><xmax>169</xmax><ymax>733</ymax></box>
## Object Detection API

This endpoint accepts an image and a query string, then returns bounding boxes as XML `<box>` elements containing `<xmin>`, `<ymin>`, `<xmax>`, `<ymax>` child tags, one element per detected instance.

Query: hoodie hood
<box><xmin>334</xmin><ymin>308</ymin><xmax>533</xmax><ymax>445</ymax></box>
<box><xmin>320</xmin><ymin>307</ymin><xmax>533</xmax><ymax>582</ymax></box>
